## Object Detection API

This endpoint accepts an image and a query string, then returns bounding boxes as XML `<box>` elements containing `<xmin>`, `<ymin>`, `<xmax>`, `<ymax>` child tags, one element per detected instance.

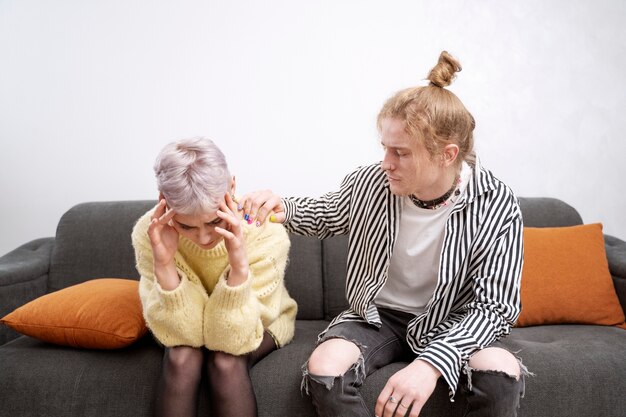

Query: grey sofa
<box><xmin>1</xmin><ymin>197</ymin><xmax>625</xmax><ymax>417</ymax></box>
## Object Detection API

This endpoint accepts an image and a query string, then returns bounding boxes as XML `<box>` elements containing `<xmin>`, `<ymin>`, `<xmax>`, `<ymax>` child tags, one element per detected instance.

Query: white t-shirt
<box><xmin>375</xmin><ymin>163</ymin><xmax>472</xmax><ymax>315</ymax></box>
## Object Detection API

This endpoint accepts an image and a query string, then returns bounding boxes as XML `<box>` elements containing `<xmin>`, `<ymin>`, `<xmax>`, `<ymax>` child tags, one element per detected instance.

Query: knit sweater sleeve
<box><xmin>203</xmin><ymin>222</ymin><xmax>293</xmax><ymax>355</ymax></box>
<box><xmin>132</xmin><ymin>211</ymin><xmax>208</xmax><ymax>348</ymax></box>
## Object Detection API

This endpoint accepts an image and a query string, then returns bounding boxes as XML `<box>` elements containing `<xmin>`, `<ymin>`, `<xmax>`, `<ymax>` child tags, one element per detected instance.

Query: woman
<box><xmin>240</xmin><ymin>51</ymin><xmax>527</xmax><ymax>417</ymax></box>
<box><xmin>131</xmin><ymin>137</ymin><xmax>297</xmax><ymax>417</ymax></box>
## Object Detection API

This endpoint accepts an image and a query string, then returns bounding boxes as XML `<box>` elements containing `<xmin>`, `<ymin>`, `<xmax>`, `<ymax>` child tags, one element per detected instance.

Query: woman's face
<box><xmin>380</xmin><ymin>117</ymin><xmax>449</xmax><ymax>200</ymax></box>
<box><xmin>170</xmin><ymin>210</ymin><xmax>226</xmax><ymax>250</ymax></box>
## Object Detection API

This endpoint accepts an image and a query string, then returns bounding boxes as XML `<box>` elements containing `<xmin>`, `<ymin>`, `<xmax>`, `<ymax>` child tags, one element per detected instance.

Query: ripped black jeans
<box><xmin>301</xmin><ymin>308</ymin><xmax>527</xmax><ymax>417</ymax></box>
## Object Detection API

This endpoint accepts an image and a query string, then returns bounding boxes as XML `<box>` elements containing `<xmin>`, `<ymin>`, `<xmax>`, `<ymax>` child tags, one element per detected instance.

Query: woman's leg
<box><xmin>205</xmin><ymin>332</ymin><xmax>277</xmax><ymax>417</ymax></box>
<box><xmin>155</xmin><ymin>346</ymin><xmax>204</xmax><ymax>417</ymax></box>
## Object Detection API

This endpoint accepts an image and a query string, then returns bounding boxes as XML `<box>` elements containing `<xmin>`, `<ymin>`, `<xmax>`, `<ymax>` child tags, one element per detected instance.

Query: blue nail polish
<box><xmin>244</xmin><ymin>214</ymin><xmax>249</xmax><ymax>221</ymax></box>
<box><xmin>237</xmin><ymin>204</ymin><xmax>243</xmax><ymax>211</ymax></box>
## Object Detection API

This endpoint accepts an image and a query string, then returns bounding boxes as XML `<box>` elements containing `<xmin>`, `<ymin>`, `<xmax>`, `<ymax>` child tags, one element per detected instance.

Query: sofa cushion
<box><xmin>0</xmin><ymin>335</ymin><xmax>163</xmax><ymax>417</ymax></box>
<box><xmin>283</xmin><ymin>235</ymin><xmax>325</xmax><ymax>320</ymax></box>
<box><xmin>517</xmin><ymin>223</ymin><xmax>626</xmax><ymax>328</ymax></box>
<box><xmin>322</xmin><ymin>235</ymin><xmax>350</xmax><ymax>320</ymax></box>
<box><xmin>518</xmin><ymin>197</ymin><xmax>583</xmax><ymax>228</ymax></box>
<box><xmin>1</xmin><ymin>278</ymin><xmax>148</xmax><ymax>349</ymax></box>
<box><xmin>48</xmin><ymin>201</ymin><xmax>156</xmax><ymax>292</ymax></box>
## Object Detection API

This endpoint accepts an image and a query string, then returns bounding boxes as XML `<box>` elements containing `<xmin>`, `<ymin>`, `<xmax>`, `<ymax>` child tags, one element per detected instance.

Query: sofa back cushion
<box><xmin>48</xmin><ymin>201</ymin><xmax>155</xmax><ymax>292</ymax></box>
<box><xmin>47</xmin><ymin>200</ymin><xmax>326</xmax><ymax>320</ymax></box>
<box><xmin>46</xmin><ymin>197</ymin><xmax>587</xmax><ymax>321</ymax></box>
<box><xmin>322</xmin><ymin>236</ymin><xmax>350</xmax><ymax>320</ymax></box>
<box><xmin>518</xmin><ymin>197</ymin><xmax>582</xmax><ymax>227</ymax></box>
<box><xmin>282</xmin><ymin>235</ymin><xmax>325</xmax><ymax>319</ymax></box>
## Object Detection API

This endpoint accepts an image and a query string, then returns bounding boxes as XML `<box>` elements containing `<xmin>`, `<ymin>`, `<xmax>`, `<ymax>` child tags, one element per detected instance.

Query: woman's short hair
<box><xmin>377</xmin><ymin>51</ymin><xmax>476</xmax><ymax>165</ymax></box>
<box><xmin>154</xmin><ymin>137</ymin><xmax>231</xmax><ymax>215</ymax></box>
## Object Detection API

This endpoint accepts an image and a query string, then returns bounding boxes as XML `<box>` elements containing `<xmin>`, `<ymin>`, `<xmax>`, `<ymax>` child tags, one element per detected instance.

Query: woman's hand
<box><xmin>238</xmin><ymin>189</ymin><xmax>286</xmax><ymax>225</ymax></box>
<box><xmin>148</xmin><ymin>199</ymin><xmax>181</xmax><ymax>290</ymax></box>
<box><xmin>148</xmin><ymin>199</ymin><xmax>179</xmax><ymax>266</ymax></box>
<box><xmin>215</xmin><ymin>193</ymin><xmax>249</xmax><ymax>286</ymax></box>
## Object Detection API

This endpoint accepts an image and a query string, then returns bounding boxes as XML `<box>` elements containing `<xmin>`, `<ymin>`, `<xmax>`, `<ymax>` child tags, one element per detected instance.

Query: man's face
<box><xmin>380</xmin><ymin>117</ymin><xmax>444</xmax><ymax>199</ymax></box>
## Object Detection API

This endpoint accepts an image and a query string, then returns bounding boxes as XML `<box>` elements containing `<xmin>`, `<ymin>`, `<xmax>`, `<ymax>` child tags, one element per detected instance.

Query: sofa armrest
<box><xmin>0</xmin><ymin>237</ymin><xmax>54</xmax><ymax>345</ymax></box>
<box><xmin>605</xmin><ymin>234</ymin><xmax>626</xmax><ymax>315</ymax></box>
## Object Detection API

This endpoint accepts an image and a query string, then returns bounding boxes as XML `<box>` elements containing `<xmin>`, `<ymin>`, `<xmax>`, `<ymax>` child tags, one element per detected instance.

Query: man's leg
<box><xmin>302</xmin><ymin>309</ymin><xmax>415</xmax><ymax>417</ymax></box>
<box><xmin>460</xmin><ymin>346</ymin><xmax>529</xmax><ymax>417</ymax></box>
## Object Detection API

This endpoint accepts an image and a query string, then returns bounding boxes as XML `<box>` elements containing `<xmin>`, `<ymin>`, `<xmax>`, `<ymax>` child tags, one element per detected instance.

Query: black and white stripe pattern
<box><xmin>283</xmin><ymin>159</ymin><xmax>523</xmax><ymax>395</ymax></box>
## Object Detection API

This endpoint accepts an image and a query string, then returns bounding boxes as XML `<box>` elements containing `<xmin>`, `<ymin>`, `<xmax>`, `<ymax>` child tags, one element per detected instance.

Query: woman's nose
<box><xmin>198</xmin><ymin>227</ymin><xmax>212</xmax><ymax>244</ymax></box>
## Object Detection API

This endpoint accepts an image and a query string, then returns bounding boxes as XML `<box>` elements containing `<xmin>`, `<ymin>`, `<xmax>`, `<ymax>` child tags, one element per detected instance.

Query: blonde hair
<box><xmin>377</xmin><ymin>51</ymin><xmax>475</xmax><ymax>165</ymax></box>
<box><xmin>154</xmin><ymin>137</ymin><xmax>231</xmax><ymax>215</ymax></box>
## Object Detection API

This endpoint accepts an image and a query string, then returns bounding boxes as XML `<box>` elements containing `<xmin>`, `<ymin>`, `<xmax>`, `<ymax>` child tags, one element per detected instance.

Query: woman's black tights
<box><xmin>154</xmin><ymin>332</ymin><xmax>277</xmax><ymax>417</ymax></box>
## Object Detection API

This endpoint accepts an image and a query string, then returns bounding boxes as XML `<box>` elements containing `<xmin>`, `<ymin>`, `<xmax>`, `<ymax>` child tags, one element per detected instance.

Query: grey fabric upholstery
<box><xmin>48</xmin><ymin>201</ymin><xmax>154</xmax><ymax>292</ymax></box>
<box><xmin>518</xmin><ymin>197</ymin><xmax>583</xmax><ymax>227</ymax></box>
<box><xmin>1</xmin><ymin>197</ymin><xmax>625</xmax><ymax>417</ymax></box>
<box><xmin>0</xmin><ymin>238</ymin><xmax>53</xmax><ymax>344</ymax></box>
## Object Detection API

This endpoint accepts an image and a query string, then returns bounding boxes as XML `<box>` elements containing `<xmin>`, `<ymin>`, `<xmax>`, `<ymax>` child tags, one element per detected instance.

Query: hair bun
<box><xmin>427</xmin><ymin>51</ymin><xmax>462</xmax><ymax>88</ymax></box>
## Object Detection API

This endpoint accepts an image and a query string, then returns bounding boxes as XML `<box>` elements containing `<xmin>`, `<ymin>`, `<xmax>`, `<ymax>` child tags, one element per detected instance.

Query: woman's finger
<box><xmin>158</xmin><ymin>206</ymin><xmax>176</xmax><ymax>224</ymax></box>
<box><xmin>214</xmin><ymin>226</ymin><xmax>235</xmax><ymax>241</ymax></box>
<box><xmin>151</xmin><ymin>199</ymin><xmax>167</xmax><ymax>221</ymax></box>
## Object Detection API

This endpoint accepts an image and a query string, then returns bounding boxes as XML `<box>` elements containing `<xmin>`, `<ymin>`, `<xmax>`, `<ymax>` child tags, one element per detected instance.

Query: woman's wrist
<box><xmin>227</xmin><ymin>264</ymin><xmax>249</xmax><ymax>286</ymax></box>
<box><xmin>154</xmin><ymin>261</ymin><xmax>181</xmax><ymax>291</ymax></box>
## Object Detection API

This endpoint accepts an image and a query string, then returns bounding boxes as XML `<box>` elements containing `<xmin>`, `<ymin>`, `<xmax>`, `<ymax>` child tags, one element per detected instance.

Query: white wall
<box><xmin>1</xmin><ymin>0</ymin><xmax>625</xmax><ymax>256</ymax></box>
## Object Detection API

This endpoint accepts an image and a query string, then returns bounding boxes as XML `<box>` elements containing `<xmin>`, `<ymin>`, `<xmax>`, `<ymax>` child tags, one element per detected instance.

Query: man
<box><xmin>241</xmin><ymin>51</ymin><xmax>527</xmax><ymax>417</ymax></box>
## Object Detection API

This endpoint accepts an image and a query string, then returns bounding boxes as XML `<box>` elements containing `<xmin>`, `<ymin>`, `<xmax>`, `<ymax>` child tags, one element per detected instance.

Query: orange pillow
<box><xmin>1</xmin><ymin>278</ymin><xmax>148</xmax><ymax>349</ymax></box>
<box><xmin>517</xmin><ymin>223</ymin><xmax>626</xmax><ymax>328</ymax></box>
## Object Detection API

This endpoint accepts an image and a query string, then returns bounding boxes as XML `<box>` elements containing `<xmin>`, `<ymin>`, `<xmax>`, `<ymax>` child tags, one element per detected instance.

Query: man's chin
<box><xmin>388</xmin><ymin>184</ymin><xmax>410</xmax><ymax>197</ymax></box>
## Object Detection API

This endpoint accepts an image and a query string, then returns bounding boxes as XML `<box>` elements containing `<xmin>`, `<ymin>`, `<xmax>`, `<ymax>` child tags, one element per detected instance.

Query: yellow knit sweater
<box><xmin>131</xmin><ymin>207</ymin><xmax>297</xmax><ymax>355</ymax></box>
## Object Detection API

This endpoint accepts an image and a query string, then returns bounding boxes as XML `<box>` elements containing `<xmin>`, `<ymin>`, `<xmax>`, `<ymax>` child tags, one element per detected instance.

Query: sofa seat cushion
<box><xmin>361</xmin><ymin>325</ymin><xmax>626</xmax><ymax>417</ymax></box>
<box><xmin>251</xmin><ymin>320</ymin><xmax>328</xmax><ymax>417</ymax></box>
<box><xmin>2</xmin><ymin>322</ymin><xmax>625</xmax><ymax>417</ymax></box>
<box><xmin>501</xmin><ymin>325</ymin><xmax>626</xmax><ymax>416</ymax></box>
<box><xmin>0</xmin><ymin>336</ymin><xmax>163</xmax><ymax>417</ymax></box>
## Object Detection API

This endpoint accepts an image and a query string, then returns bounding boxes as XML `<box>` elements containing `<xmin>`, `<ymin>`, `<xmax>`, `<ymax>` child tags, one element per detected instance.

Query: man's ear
<box><xmin>441</xmin><ymin>144</ymin><xmax>460</xmax><ymax>166</ymax></box>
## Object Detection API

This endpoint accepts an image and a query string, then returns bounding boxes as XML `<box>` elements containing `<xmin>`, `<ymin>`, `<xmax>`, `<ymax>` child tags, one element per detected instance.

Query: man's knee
<box><xmin>307</xmin><ymin>338</ymin><xmax>362</xmax><ymax>376</ymax></box>
<box><xmin>469</xmin><ymin>347</ymin><xmax>520</xmax><ymax>379</ymax></box>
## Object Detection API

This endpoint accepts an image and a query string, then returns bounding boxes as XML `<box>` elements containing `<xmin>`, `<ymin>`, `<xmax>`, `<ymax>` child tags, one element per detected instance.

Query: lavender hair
<box><xmin>153</xmin><ymin>137</ymin><xmax>231</xmax><ymax>215</ymax></box>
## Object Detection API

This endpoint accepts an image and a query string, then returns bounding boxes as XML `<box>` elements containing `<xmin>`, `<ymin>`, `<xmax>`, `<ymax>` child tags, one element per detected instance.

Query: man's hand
<box><xmin>375</xmin><ymin>359</ymin><xmax>441</xmax><ymax>417</ymax></box>
<box><xmin>238</xmin><ymin>189</ymin><xmax>285</xmax><ymax>225</ymax></box>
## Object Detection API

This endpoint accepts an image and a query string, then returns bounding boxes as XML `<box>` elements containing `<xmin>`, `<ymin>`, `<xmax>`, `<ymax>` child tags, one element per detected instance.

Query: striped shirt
<box><xmin>282</xmin><ymin>158</ymin><xmax>524</xmax><ymax>395</ymax></box>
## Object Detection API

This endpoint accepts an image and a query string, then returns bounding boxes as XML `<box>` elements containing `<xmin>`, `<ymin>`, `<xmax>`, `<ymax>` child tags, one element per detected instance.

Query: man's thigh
<box><xmin>320</xmin><ymin>310</ymin><xmax>415</xmax><ymax>376</ymax></box>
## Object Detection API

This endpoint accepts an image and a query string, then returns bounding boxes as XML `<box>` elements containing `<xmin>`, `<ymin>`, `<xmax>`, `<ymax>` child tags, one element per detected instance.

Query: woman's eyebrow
<box><xmin>175</xmin><ymin>220</ymin><xmax>196</xmax><ymax>229</ymax></box>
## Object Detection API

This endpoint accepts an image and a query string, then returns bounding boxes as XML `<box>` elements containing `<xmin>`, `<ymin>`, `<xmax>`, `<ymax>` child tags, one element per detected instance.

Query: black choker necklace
<box><xmin>409</xmin><ymin>176</ymin><xmax>460</xmax><ymax>210</ymax></box>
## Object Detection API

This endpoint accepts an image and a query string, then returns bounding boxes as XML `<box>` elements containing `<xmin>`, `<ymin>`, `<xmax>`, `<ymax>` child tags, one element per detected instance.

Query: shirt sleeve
<box><xmin>417</xmin><ymin>203</ymin><xmax>524</xmax><ymax>396</ymax></box>
<box><xmin>282</xmin><ymin>167</ymin><xmax>360</xmax><ymax>238</ymax></box>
